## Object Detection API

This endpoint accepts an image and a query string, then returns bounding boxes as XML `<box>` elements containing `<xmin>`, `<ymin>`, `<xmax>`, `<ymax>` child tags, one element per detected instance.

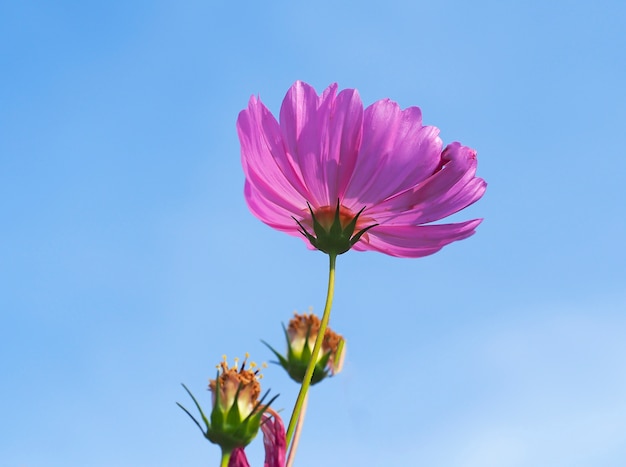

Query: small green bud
<box><xmin>177</xmin><ymin>355</ymin><xmax>278</xmax><ymax>453</ymax></box>
<box><xmin>264</xmin><ymin>312</ymin><xmax>346</xmax><ymax>385</ymax></box>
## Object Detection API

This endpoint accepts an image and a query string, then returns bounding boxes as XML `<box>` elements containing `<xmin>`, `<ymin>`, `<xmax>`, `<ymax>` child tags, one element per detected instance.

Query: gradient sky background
<box><xmin>2</xmin><ymin>1</ymin><xmax>626</xmax><ymax>466</ymax></box>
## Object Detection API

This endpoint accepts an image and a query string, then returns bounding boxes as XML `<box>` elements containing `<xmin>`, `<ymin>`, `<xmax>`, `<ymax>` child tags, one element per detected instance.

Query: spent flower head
<box><xmin>238</xmin><ymin>80</ymin><xmax>486</xmax><ymax>257</ymax></box>
<box><xmin>264</xmin><ymin>312</ymin><xmax>345</xmax><ymax>385</ymax></box>
<box><xmin>177</xmin><ymin>354</ymin><xmax>278</xmax><ymax>454</ymax></box>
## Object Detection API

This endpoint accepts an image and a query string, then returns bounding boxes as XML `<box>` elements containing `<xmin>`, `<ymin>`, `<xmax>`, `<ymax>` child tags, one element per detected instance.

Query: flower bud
<box><xmin>264</xmin><ymin>312</ymin><xmax>346</xmax><ymax>385</ymax></box>
<box><xmin>178</xmin><ymin>355</ymin><xmax>278</xmax><ymax>453</ymax></box>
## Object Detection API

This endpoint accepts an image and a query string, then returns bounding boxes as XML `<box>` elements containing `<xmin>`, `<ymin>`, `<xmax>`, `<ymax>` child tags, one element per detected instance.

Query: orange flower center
<box><xmin>287</xmin><ymin>312</ymin><xmax>343</xmax><ymax>363</ymax></box>
<box><xmin>311</xmin><ymin>204</ymin><xmax>375</xmax><ymax>232</ymax></box>
<box><xmin>313</xmin><ymin>205</ymin><xmax>356</xmax><ymax>230</ymax></box>
<box><xmin>209</xmin><ymin>356</ymin><xmax>261</xmax><ymax>419</ymax></box>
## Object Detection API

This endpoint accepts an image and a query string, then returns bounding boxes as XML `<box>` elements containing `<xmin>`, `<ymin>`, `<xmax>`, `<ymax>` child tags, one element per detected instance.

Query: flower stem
<box><xmin>220</xmin><ymin>449</ymin><xmax>231</xmax><ymax>467</ymax></box>
<box><xmin>285</xmin><ymin>393</ymin><xmax>308</xmax><ymax>467</ymax></box>
<box><xmin>285</xmin><ymin>253</ymin><xmax>337</xmax><ymax>449</ymax></box>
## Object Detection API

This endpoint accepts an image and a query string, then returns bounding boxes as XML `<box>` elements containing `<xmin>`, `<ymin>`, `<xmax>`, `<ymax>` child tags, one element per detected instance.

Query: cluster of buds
<box><xmin>179</xmin><ymin>313</ymin><xmax>345</xmax><ymax>465</ymax></box>
<box><xmin>177</xmin><ymin>355</ymin><xmax>278</xmax><ymax>454</ymax></box>
<box><xmin>264</xmin><ymin>312</ymin><xmax>346</xmax><ymax>385</ymax></box>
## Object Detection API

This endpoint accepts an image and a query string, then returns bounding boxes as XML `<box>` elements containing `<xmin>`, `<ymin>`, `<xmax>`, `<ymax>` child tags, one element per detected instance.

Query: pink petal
<box><xmin>244</xmin><ymin>183</ymin><xmax>318</xmax><ymax>249</ymax></box>
<box><xmin>343</xmin><ymin>99</ymin><xmax>442</xmax><ymax>208</ymax></box>
<box><xmin>370</xmin><ymin>142</ymin><xmax>486</xmax><ymax>225</ymax></box>
<box><xmin>228</xmin><ymin>448</ymin><xmax>251</xmax><ymax>467</ymax></box>
<box><xmin>328</xmin><ymin>88</ymin><xmax>364</xmax><ymax>201</ymax></box>
<box><xmin>261</xmin><ymin>414</ymin><xmax>286</xmax><ymax>467</ymax></box>
<box><xmin>279</xmin><ymin>81</ymin><xmax>363</xmax><ymax>207</ymax></box>
<box><xmin>358</xmin><ymin>219</ymin><xmax>483</xmax><ymax>258</ymax></box>
<box><xmin>244</xmin><ymin>181</ymin><xmax>303</xmax><ymax>235</ymax></box>
<box><xmin>238</xmin><ymin>96</ymin><xmax>308</xmax><ymax>215</ymax></box>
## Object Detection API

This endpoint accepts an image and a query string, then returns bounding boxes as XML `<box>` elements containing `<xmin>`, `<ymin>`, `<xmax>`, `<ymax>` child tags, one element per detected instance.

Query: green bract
<box><xmin>293</xmin><ymin>200</ymin><xmax>377</xmax><ymax>256</ymax></box>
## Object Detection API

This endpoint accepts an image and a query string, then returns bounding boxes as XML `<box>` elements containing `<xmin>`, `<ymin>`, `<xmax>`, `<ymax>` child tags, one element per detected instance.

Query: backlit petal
<box><xmin>343</xmin><ymin>100</ymin><xmax>442</xmax><ymax>207</ymax></box>
<box><xmin>279</xmin><ymin>81</ymin><xmax>363</xmax><ymax>207</ymax></box>
<box><xmin>362</xmin><ymin>219</ymin><xmax>482</xmax><ymax>258</ymax></box>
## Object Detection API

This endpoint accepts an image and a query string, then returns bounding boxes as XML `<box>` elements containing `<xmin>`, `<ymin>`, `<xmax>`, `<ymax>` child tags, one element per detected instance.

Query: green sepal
<box><xmin>261</xmin><ymin>339</ymin><xmax>290</xmax><ymax>369</ymax></box>
<box><xmin>293</xmin><ymin>200</ymin><xmax>377</xmax><ymax>255</ymax></box>
<box><xmin>177</xmin><ymin>383</ymin><xmax>210</xmax><ymax>434</ymax></box>
<box><xmin>177</xmin><ymin>384</ymin><xmax>218</xmax><ymax>444</ymax></box>
<box><xmin>285</xmin><ymin>351</ymin><xmax>331</xmax><ymax>385</ymax></box>
<box><xmin>226</xmin><ymin>392</ymin><xmax>242</xmax><ymax>426</ymax></box>
<box><xmin>179</xmin><ymin>377</ymin><xmax>278</xmax><ymax>453</ymax></box>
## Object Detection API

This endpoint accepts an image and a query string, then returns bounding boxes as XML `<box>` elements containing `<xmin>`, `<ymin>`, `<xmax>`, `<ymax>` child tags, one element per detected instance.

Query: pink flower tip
<box><xmin>238</xmin><ymin>80</ymin><xmax>486</xmax><ymax>258</ymax></box>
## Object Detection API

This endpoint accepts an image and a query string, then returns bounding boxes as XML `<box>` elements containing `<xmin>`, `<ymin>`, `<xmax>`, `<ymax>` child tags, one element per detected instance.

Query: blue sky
<box><xmin>1</xmin><ymin>1</ymin><xmax>625</xmax><ymax>466</ymax></box>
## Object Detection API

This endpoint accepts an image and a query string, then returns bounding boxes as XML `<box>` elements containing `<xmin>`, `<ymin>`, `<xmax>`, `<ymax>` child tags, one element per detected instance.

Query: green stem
<box><xmin>285</xmin><ymin>393</ymin><xmax>308</xmax><ymax>467</ymax></box>
<box><xmin>220</xmin><ymin>449</ymin><xmax>231</xmax><ymax>467</ymax></box>
<box><xmin>285</xmin><ymin>253</ymin><xmax>337</xmax><ymax>448</ymax></box>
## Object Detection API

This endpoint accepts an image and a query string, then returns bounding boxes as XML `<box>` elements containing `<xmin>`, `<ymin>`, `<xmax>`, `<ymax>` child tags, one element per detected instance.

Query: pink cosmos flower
<box><xmin>237</xmin><ymin>81</ymin><xmax>486</xmax><ymax>258</ymax></box>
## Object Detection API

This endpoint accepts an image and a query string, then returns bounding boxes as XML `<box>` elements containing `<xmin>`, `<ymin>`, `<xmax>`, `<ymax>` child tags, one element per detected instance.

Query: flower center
<box><xmin>312</xmin><ymin>205</ymin><xmax>360</xmax><ymax>231</ymax></box>
<box><xmin>287</xmin><ymin>312</ymin><xmax>342</xmax><ymax>362</ymax></box>
<box><xmin>209</xmin><ymin>355</ymin><xmax>262</xmax><ymax>419</ymax></box>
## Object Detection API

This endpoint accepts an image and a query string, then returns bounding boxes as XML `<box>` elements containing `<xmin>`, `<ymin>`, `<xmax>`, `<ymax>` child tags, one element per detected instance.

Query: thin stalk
<box><xmin>285</xmin><ymin>393</ymin><xmax>309</xmax><ymax>467</ymax></box>
<box><xmin>285</xmin><ymin>253</ymin><xmax>337</xmax><ymax>448</ymax></box>
<box><xmin>220</xmin><ymin>449</ymin><xmax>231</xmax><ymax>467</ymax></box>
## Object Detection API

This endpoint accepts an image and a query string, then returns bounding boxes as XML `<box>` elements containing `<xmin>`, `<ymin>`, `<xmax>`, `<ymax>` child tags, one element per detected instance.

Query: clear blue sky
<box><xmin>2</xmin><ymin>1</ymin><xmax>625</xmax><ymax>466</ymax></box>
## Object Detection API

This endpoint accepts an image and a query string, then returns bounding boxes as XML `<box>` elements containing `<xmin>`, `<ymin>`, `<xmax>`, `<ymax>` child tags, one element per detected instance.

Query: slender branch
<box><xmin>285</xmin><ymin>393</ymin><xmax>309</xmax><ymax>467</ymax></box>
<box><xmin>285</xmin><ymin>253</ymin><xmax>337</xmax><ymax>449</ymax></box>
